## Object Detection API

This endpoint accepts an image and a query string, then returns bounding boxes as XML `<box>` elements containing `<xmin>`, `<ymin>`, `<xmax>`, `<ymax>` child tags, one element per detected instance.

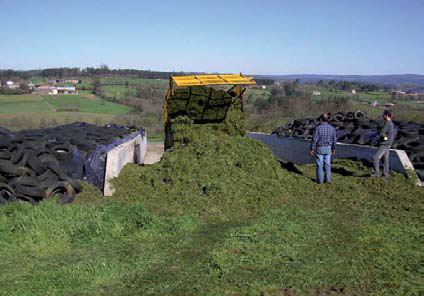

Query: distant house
<box><xmin>33</xmin><ymin>84</ymin><xmax>77</xmax><ymax>95</ymax></box>
<box><xmin>5</xmin><ymin>81</ymin><xmax>21</xmax><ymax>89</ymax></box>
<box><xmin>351</xmin><ymin>89</ymin><xmax>356</xmax><ymax>94</ymax></box>
<box><xmin>65</xmin><ymin>79</ymin><xmax>79</xmax><ymax>84</ymax></box>
<box><xmin>312</xmin><ymin>90</ymin><xmax>321</xmax><ymax>96</ymax></box>
<box><xmin>34</xmin><ymin>85</ymin><xmax>57</xmax><ymax>95</ymax></box>
<box><xmin>56</xmin><ymin>85</ymin><xmax>77</xmax><ymax>95</ymax></box>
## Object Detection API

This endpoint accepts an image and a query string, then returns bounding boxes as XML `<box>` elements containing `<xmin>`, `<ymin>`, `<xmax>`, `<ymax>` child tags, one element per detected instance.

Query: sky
<box><xmin>0</xmin><ymin>0</ymin><xmax>423</xmax><ymax>75</ymax></box>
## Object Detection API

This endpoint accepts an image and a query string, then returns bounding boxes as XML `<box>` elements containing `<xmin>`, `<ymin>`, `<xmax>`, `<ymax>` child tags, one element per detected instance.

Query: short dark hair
<box><xmin>321</xmin><ymin>113</ymin><xmax>329</xmax><ymax>122</ymax></box>
<box><xmin>383</xmin><ymin>110</ymin><xmax>392</xmax><ymax>117</ymax></box>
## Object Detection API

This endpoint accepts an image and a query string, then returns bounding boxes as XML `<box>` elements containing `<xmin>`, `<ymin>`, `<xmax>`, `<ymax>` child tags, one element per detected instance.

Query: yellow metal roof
<box><xmin>172</xmin><ymin>74</ymin><xmax>256</xmax><ymax>86</ymax></box>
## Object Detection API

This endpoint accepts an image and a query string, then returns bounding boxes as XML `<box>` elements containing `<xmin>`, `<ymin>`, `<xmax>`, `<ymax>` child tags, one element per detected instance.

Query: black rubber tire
<box><xmin>354</xmin><ymin>110</ymin><xmax>366</xmax><ymax>118</ymax></box>
<box><xmin>346</xmin><ymin>112</ymin><xmax>355</xmax><ymax>120</ymax></box>
<box><xmin>9</xmin><ymin>176</ymin><xmax>38</xmax><ymax>187</ymax></box>
<box><xmin>0</xmin><ymin>173</ymin><xmax>7</xmax><ymax>183</ymax></box>
<box><xmin>0</xmin><ymin>183</ymin><xmax>15</xmax><ymax>201</ymax></box>
<box><xmin>0</xmin><ymin>139</ymin><xmax>12</xmax><ymax>151</ymax></box>
<box><xmin>22</xmin><ymin>141</ymin><xmax>42</xmax><ymax>151</ymax></box>
<box><xmin>0</xmin><ymin>160</ymin><xmax>25</xmax><ymax>176</ymax></box>
<box><xmin>334</xmin><ymin>113</ymin><xmax>345</xmax><ymax>122</ymax></box>
<box><xmin>0</xmin><ymin>151</ymin><xmax>11</xmax><ymax>160</ymax></box>
<box><xmin>50</xmin><ymin>145</ymin><xmax>72</xmax><ymax>161</ymax></box>
<box><xmin>43</xmin><ymin>161</ymin><xmax>69</xmax><ymax>180</ymax></box>
<box><xmin>15</xmin><ymin>185</ymin><xmax>45</xmax><ymax>198</ymax></box>
<box><xmin>45</xmin><ymin>181</ymin><xmax>75</xmax><ymax>204</ymax></box>
<box><xmin>331</xmin><ymin>121</ymin><xmax>344</xmax><ymax>128</ymax></box>
<box><xmin>404</xmin><ymin>140</ymin><xmax>424</xmax><ymax>153</ymax></box>
<box><xmin>293</xmin><ymin>129</ymin><xmax>305</xmax><ymax>137</ymax></box>
<box><xmin>27</xmin><ymin>155</ymin><xmax>47</xmax><ymax>175</ymax></box>
<box><xmin>398</xmin><ymin>129</ymin><xmax>418</xmax><ymax>138</ymax></box>
<box><xmin>9</xmin><ymin>145</ymin><xmax>25</xmax><ymax>164</ymax></box>
<box><xmin>0</xmin><ymin>194</ymin><xmax>7</xmax><ymax>205</ymax></box>
<box><xmin>0</xmin><ymin>127</ymin><xmax>11</xmax><ymax>136</ymax></box>
<box><xmin>39</xmin><ymin>175</ymin><xmax>60</xmax><ymax>189</ymax></box>
<box><xmin>38</xmin><ymin>153</ymin><xmax>59</xmax><ymax>165</ymax></box>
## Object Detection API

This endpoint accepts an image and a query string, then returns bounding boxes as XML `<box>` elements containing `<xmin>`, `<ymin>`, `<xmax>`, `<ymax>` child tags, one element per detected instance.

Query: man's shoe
<box><xmin>370</xmin><ymin>174</ymin><xmax>380</xmax><ymax>178</ymax></box>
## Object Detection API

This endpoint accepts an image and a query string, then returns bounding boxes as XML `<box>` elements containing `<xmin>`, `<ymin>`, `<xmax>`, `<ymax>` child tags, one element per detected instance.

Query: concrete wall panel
<box><xmin>247</xmin><ymin>132</ymin><xmax>422</xmax><ymax>186</ymax></box>
<box><xmin>103</xmin><ymin>134</ymin><xmax>147</xmax><ymax>196</ymax></box>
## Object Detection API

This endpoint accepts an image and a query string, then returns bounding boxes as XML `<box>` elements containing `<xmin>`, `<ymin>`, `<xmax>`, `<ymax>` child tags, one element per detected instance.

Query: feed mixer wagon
<box><xmin>162</xmin><ymin>73</ymin><xmax>256</xmax><ymax>149</ymax></box>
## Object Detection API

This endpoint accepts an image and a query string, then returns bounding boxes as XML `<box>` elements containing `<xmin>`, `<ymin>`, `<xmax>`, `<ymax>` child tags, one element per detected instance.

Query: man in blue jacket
<box><xmin>372</xmin><ymin>110</ymin><xmax>396</xmax><ymax>177</ymax></box>
<box><xmin>310</xmin><ymin>113</ymin><xmax>337</xmax><ymax>184</ymax></box>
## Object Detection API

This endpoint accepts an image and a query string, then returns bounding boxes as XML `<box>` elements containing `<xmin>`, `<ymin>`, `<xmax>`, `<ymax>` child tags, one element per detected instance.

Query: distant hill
<box><xmin>256</xmin><ymin>74</ymin><xmax>424</xmax><ymax>87</ymax></box>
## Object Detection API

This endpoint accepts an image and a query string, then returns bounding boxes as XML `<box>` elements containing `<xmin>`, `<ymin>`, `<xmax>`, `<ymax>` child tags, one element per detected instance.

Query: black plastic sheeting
<box><xmin>83</xmin><ymin>127</ymin><xmax>145</xmax><ymax>191</ymax></box>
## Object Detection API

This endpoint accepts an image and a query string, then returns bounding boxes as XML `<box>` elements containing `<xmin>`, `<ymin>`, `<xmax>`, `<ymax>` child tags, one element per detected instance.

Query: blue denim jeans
<box><xmin>315</xmin><ymin>146</ymin><xmax>332</xmax><ymax>184</ymax></box>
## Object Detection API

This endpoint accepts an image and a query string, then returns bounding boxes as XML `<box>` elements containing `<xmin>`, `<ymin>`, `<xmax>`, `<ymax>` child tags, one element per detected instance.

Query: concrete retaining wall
<box><xmin>247</xmin><ymin>131</ymin><xmax>422</xmax><ymax>186</ymax></box>
<box><xmin>103</xmin><ymin>133</ymin><xmax>147</xmax><ymax>196</ymax></box>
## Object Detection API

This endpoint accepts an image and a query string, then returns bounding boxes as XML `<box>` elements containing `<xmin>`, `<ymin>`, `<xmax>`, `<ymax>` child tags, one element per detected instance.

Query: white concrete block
<box><xmin>103</xmin><ymin>134</ymin><xmax>147</xmax><ymax>196</ymax></box>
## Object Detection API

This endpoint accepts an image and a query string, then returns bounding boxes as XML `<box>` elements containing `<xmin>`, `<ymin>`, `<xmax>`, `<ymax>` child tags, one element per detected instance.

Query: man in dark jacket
<box><xmin>310</xmin><ymin>113</ymin><xmax>337</xmax><ymax>184</ymax></box>
<box><xmin>372</xmin><ymin>110</ymin><xmax>396</xmax><ymax>177</ymax></box>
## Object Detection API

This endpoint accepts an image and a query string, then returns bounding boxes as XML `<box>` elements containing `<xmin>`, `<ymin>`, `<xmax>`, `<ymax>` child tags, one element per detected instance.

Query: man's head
<box><xmin>320</xmin><ymin>113</ymin><xmax>329</xmax><ymax>123</ymax></box>
<box><xmin>383</xmin><ymin>110</ymin><xmax>392</xmax><ymax>121</ymax></box>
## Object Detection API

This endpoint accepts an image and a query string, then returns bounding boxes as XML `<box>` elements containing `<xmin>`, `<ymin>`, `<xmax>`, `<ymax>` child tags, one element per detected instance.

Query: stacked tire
<box><xmin>272</xmin><ymin>111</ymin><xmax>424</xmax><ymax>181</ymax></box>
<box><xmin>0</xmin><ymin>123</ymin><xmax>139</xmax><ymax>205</ymax></box>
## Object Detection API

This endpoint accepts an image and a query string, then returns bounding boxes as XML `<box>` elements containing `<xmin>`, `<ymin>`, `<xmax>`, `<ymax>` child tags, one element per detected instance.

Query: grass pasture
<box><xmin>43</xmin><ymin>95</ymin><xmax>132</xmax><ymax>114</ymax></box>
<box><xmin>0</xmin><ymin>93</ymin><xmax>134</xmax><ymax>130</ymax></box>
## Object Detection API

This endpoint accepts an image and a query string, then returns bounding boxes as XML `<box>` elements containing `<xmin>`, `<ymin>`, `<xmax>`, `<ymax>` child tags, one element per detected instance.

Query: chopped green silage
<box><xmin>168</xmin><ymin>86</ymin><xmax>236</xmax><ymax>122</ymax></box>
<box><xmin>113</xmin><ymin>111</ymin><xmax>300</xmax><ymax>218</ymax></box>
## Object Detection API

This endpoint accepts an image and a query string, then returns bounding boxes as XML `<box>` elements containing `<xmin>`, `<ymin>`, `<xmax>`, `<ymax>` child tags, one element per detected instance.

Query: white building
<box><xmin>33</xmin><ymin>85</ymin><xmax>77</xmax><ymax>95</ymax></box>
<box><xmin>312</xmin><ymin>90</ymin><xmax>321</xmax><ymax>96</ymax></box>
<box><xmin>57</xmin><ymin>86</ymin><xmax>77</xmax><ymax>95</ymax></box>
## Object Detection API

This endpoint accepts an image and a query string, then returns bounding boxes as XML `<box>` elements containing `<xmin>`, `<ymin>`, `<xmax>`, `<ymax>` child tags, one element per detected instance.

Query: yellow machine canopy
<box><xmin>171</xmin><ymin>74</ymin><xmax>256</xmax><ymax>87</ymax></box>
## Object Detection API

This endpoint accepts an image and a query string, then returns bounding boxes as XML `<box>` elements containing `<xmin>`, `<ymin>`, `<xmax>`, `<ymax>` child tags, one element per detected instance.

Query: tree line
<box><xmin>0</xmin><ymin>66</ymin><xmax>199</xmax><ymax>80</ymax></box>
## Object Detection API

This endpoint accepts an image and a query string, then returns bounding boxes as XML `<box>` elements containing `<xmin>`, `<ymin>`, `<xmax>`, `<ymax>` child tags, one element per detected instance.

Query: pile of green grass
<box><xmin>1</xmin><ymin>105</ymin><xmax>423</xmax><ymax>295</ymax></box>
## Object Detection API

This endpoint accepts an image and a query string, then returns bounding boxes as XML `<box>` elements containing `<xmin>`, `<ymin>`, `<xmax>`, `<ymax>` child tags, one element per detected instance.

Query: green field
<box><xmin>43</xmin><ymin>95</ymin><xmax>132</xmax><ymax>114</ymax></box>
<box><xmin>0</xmin><ymin>94</ymin><xmax>132</xmax><ymax>115</ymax></box>
<box><xmin>0</xmin><ymin>93</ymin><xmax>134</xmax><ymax>130</ymax></box>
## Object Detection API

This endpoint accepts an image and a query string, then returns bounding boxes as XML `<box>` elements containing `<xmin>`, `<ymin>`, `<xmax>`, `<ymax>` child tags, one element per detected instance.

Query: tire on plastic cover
<box><xmin>354</xmin><ymin>110</ymin><xmax>366</xmax><ymax>118</ymax></box>
<box><xmin>27</xmin><ymin>154</ymin><xmax>47</xmax><ymax>175</ymax></box>
<box><xmin>15</xmin><ymin>185</ymin><xmax>45</xmax><ymax>199</ymax></box>
<box><xmin>43</xmin><ymin>161</ymin><xmax>69</xmax><ymax>180</ymax></box>
<box><xmin>0</xmin><ymin>183</ymin><xmax>15</xmax><ymax>202</ymax></box>
<box><xmin>9</xmin><ymin>176</ymin><xmax>38</xmax><ymax>187</ymax></box>
<box><xmin>45</xmin><ymin>181</ymin><xmax>75</xmax><ymax>204</ymax></box>
<box><xmin>50</xmin><ymin>145</ymin><xmax>72</xmax><ymax>161</ymax></box>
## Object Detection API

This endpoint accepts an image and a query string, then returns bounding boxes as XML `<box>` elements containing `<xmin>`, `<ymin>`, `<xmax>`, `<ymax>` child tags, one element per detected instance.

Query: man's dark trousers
<box><xmin>373</xmin><ymin>144</ymin><xmax>391</xmax><ymax>177</ymax></box>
